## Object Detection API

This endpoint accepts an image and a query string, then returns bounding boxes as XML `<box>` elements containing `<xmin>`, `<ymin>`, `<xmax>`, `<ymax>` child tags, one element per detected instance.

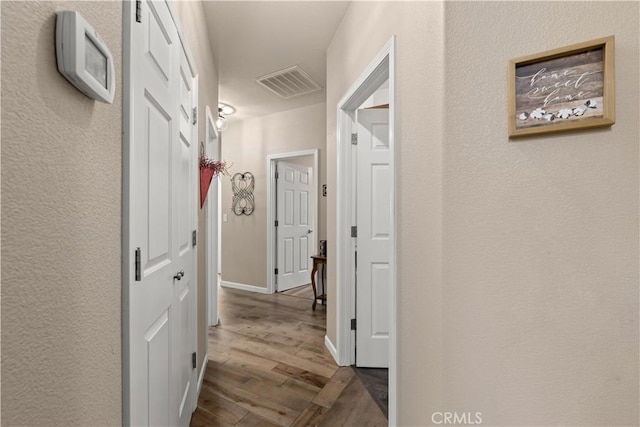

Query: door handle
<box><xmin>307</xmin><ymin>229</ymin><xmax>313</xmax><ymax>234</ymax></box>
<box><xmin>174</xmin><ymin>270</ymin><xmax>185</xmax><ymax>281</ymax></box>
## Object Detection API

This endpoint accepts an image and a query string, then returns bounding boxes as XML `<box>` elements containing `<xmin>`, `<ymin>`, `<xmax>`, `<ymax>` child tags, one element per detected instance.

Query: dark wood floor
<box><xmin>191</xmin><ymin>285</ymin><xmax>388</xmax><ymax>427</ymax></box>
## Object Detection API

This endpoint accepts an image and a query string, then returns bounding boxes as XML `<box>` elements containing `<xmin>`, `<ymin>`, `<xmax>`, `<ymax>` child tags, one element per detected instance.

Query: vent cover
<box><xmin>256</xmin><ymin>66</ymin><xmax>322</xmax><ymax>99</ymax></box>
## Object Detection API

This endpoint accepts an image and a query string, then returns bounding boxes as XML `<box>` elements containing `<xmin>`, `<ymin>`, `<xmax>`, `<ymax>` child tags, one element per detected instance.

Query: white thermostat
<box><xmin>56</xmin><ymin>11</ymin><xmax>115</xmax><ymax>103</ymax></box>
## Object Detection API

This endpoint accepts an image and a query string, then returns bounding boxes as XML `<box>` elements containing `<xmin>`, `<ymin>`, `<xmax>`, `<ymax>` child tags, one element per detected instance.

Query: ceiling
<box><xmin>202</xmin><ymin>1</ymin><xmax>351</xmax><ymax>123</ymax></box>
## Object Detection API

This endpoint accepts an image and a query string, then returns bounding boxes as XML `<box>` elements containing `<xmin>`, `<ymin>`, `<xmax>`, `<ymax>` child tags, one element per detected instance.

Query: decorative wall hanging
<box><xmin>508</xmin><ymin>36</ymin><xmax>615</xmax><ymax>138</ymax></box>
<box><xmin>231</xmin><ymin>172</ymin><xmax>255</xmax><ymax>215</ymax></box>
<box><xmin>199</xmin><ymin>142</ymin><xmax>229</xmax><ymax>208</ymax></box>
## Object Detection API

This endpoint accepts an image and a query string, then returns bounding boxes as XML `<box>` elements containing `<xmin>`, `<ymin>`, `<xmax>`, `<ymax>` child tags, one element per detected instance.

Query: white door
<box><xmin>355</xmin><ymin>108</ymin><xmax>390</xmax><ymax>368</ymax></box>
<box><xmin>276</xmin><ymin>161</ymin><xmax>313</xmax><ymax>291</ymax></box>
<box><xmin>126</xmin><ymin>1</ymin><xmax>197</xmax><ymax>425</ymax></box>
<box><xmin>176</xmin><ymin>42</ymin><xmax>198</xmax><ymax>426</ymax></box>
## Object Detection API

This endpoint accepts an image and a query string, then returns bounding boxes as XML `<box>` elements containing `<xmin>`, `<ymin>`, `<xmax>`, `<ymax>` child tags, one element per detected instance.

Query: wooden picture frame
<box><xmin>509</xmin><ymin>36</ymin><xmax>615</xmax><ymax>138</ymax></box>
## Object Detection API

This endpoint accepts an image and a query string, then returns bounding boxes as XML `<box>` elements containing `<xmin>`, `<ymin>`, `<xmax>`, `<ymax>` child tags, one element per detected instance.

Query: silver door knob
<box><xmin>174</xmin><ymin>270</ymin><xmax>185</xmax><ymax>280</ymax></box>
<box><xmin>307</xmin><ymin>229</ymin><xmax>313</xmax><ymax>234</ymax></box>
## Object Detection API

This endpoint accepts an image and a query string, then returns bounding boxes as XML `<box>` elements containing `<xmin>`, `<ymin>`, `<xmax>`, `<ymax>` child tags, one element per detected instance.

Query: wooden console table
<box><xmin>310</xmin><ymin>255</ymin><xmax>327</xmax><ymax>310</ymax></box>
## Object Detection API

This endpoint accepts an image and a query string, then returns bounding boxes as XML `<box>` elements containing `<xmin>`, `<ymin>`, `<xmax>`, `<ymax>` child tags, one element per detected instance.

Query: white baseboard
<box><xmin>197</xmin><ymin>354</ymin><xmax>207</xmax><ymax>396</ymax></box>
<box><xmin>221</xmin><ymin>280</ymin><xmax>269</xmax><ymax>294</ymax></box>
<box><xmin>325</xmin><ymin>335</ymin><xmax>339</xmax><ymax>365</ymax></box>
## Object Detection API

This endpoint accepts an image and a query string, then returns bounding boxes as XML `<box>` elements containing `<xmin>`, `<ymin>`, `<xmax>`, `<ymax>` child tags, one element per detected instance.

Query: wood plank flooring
<box><xmin>191</xmin><ymin>285</ymin><xmax>387</xmax><ymax>427</ymax></box>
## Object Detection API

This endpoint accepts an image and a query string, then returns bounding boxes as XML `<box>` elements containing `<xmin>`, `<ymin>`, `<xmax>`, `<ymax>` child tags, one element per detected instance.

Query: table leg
<box><xmin>321</xmin><ymin>263</ymin><xmax>326</xmax><ymax>305</ymax></box>
<box><xmin>311</xmin><ymin>261</ymin><xmax>318</xmax><ymax>310</ymax></box>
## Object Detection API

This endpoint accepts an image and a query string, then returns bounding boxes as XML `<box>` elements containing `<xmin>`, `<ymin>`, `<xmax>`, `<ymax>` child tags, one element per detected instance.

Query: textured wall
<box><xmin>174</xmin><ymin>0</ymin><xmax>220</xmax><ymax>380</ymax></box>
<box><xmin>326</xmin><ymin>2</ymin><xmax>445</xmax><ymax>424</ymax></box>
<box><xmin>1</xmin><ymin>1</ymin><xmax>122</xmax><ymax>425</ymax></box>
<box><xmin>221</xmin><ymin>103</ymin><xmax>327</xmax><ymax>288</ymax></box>
<box><xmin>327</xmin><ymin>1</ymin><xmax>638</xmax><ymax>425</ymax></box>
<box><xmin>443</xmin><ymin>2</ymin><xmax>639</xmax><ymax>425</ymax></box>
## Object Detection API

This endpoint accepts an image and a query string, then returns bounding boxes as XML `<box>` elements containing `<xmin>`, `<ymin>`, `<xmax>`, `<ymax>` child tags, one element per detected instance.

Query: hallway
<box><xmin>3</xmin><ymin>1</ymin><xmax>639</xmax><ymax>425</ymax></box>
<box><xmin>191</xmin><ymin>287</ymin><xmax>387</xmax><ymax>426</ymax></box>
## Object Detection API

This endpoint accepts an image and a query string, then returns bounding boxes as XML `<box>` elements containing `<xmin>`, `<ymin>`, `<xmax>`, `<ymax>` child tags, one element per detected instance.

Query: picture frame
<box><xmin>508</xmin><ymin>36</ymin><xmax>615</xmax><ymax>138</ymax></box>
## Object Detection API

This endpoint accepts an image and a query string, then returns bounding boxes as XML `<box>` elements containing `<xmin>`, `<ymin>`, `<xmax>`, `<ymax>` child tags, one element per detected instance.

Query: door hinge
<box><xmin>135</xmin><ymin>0</ymin><xmax>142</xmax><ymax>23</ymax></box>
<box><xmin>192</xmin><ymin>352</ymin><xmax>197</xmax><ymax>369</ymax></box>
<box><xmin>274</xmin><ymin>268</ymin><xmax>278</xmax><ymax>275</ymax></box>
<box><xmin>134</xmin><ymin>247</ymin><xmax>142</xmax><ymax>281</ymax></box>
<box><xmin>351</xmin><ymin>318</ymin><xmax>357</xmax><ymax>330</ymax></box>
<box><xmin>192</xmin><ymin>107</ymin><xmax>197</xmax><ymax>125</ymax></box>
<box><xmin>351</xmin><ymin>226</ymin><xmax>357</xmax><ymax>238</ymax></box>
<box><xmin>351</xmin><ymin>133</ymin><xmax>358</xmax><ymax>145</ymax></box>
<box><xmin>275</xmin><ymin>171</ymin><xmax>279</xmax><ymax>180</ymax></box>
<box><xmin>192</xmin><ymin>230</ymin><xmax>197</xmax><ymax>247</ymax></box>
<box><xmin>275</xmin><ymin>220</ymin><xmax>279</xmax><ymax>227</ymax></box>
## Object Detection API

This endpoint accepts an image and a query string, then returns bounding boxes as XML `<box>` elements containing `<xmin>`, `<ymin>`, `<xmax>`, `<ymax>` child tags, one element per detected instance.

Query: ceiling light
<box><xmin>216</xmin><ymin>102</ymin><xmax>235</xmax><ymax>132</ymax></box>
<box><xmin>215</xmin><ymin>114</ymin><xmax>229</xmax><ymax>132</ymax></box>
<box><xmin>218</xmin><ymin>103</ymin><xmax>236</xmax><ymax>116</ymax></box>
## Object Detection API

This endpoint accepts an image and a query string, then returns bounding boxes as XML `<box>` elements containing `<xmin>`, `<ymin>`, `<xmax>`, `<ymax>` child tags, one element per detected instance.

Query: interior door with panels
<box><xmin>276</xmin><ymin>161</ymin><xmax>313</xmax><ymax>291</ymax></box>
<box><xmin>175</xmin><ymin>38</ymin><xmax>197</xmax><ymax>426</ymax></box>
<box><xmin>126</xmin><ymin>1</ymin><xmax>197</xmax><ymax>425</ymax></box>
<box><xmin>355</xmin><ymin>108</ymin><xmax>390</xmax><ymax>368</ymax></box>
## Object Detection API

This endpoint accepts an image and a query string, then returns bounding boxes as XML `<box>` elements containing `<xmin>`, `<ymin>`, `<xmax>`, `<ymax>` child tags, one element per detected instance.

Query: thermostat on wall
<box><xmin>56</xmin><ymin>11</ymin><xmax>115</xmax><ymax>103</ymax></box>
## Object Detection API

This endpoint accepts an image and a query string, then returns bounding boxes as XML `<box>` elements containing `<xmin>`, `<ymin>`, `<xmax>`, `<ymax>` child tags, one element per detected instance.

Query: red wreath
<box><xmin>200</xmin><ymin>156</ymin><xmax>229</xmax><ymax>208</ymax></box>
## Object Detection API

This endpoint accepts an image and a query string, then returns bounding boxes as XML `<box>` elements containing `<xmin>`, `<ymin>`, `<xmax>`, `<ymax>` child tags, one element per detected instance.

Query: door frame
<box><xmin>205</xmin><ymin>105</ymin><xmax>220</xmax><ymax>327</ymax></box>
<box><xmin>122</xmin><ymin>1</ymin><xmax>199</xmax><ymax>424</ymax></box>
<box><xmin>334</xmin><ymin>36</ymin><xmax>397</xmax><ymax>424</ymax></box>
<box><xmin>266</xmin><ymin>149</ymin><xmax>319</xmax><ymax>294</ymax></box>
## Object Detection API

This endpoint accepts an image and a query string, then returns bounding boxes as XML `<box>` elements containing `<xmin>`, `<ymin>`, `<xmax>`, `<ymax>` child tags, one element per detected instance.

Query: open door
<box><xmin>355</xmin><ymin>108</ymin><xmax>390</xmax><ymax>368</ymax></box>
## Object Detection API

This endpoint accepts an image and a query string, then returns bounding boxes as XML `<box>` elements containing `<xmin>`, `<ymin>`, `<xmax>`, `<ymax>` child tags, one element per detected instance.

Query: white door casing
<box><xmin>276</xmin><ymin>161</ymin><xmax>313</xmax><ymax>291</ymax></box>
<box><xmin>355</xmin><ymin>108</ymin><xmax>390</xmax><ymax>368</ymax></box>
<box><xmin>266</xmin><ymin>150</ymin><xmax>319</xmax><ymax>294</ymax></box>
<box><xmin>124</xmin><ymin>1</ymin><xmax>198</xmax><ymax>425</ymax></box>
<box><xmin>334</xmin><ymin>36</ymin><xmax>396</xmax><ymax>424</ymax></box>
<box><xmin>205</xmin><ymin>106</ymin><xmax>219</xmax><ymax>326</ymax></box>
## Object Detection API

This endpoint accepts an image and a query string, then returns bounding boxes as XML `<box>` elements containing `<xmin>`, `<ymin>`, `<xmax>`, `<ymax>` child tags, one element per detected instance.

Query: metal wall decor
<box><xmin>231</xmin><ymin>172</ymin><xmax>255</xmax><ymax>215</ymax></box>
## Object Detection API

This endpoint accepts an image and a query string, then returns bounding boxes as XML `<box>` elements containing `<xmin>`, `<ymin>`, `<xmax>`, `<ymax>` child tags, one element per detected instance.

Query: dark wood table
<box><xmin>310</xmin><ymin>255</ymin><xmax>327</xmax><ymax>310</ymax></box>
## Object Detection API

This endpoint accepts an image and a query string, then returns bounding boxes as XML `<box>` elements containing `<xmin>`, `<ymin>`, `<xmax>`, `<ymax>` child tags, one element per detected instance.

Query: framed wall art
<box><xmin>508</xmin><ymin>36</ymin><xmax>615</xmax><ymax>138</ymax></box>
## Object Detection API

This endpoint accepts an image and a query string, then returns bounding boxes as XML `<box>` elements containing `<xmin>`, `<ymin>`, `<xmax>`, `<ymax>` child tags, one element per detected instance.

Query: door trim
<box><xmin>205</xmin><ymin>105</ymin><xmax>220</xmax><ymax>327</ymax></box>
<box><xmin>122</xmin><ymin>1</ymin><xmax>199</xmax><ymax>424</ymax></box>
<box><xmin>334</xmin><ymin>36</ymin><xmax>397</xmax><ymax>425</ymax></box>
<box><xmin>266</xmin><ymin>149</ymin><xmax>319</xmax><ymax>294</ymax></box>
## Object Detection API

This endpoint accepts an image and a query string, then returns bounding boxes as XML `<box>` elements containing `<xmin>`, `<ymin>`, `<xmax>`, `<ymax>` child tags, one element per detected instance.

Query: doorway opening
<box><xmin>266</xmin><ymin>149</ymin><xmax>319</xmax><ymax>294</ymax></box>
<box><xmin>335</xmin><ymin>36</ymin><xmax>397</xmax><ymax>424</ymax></box>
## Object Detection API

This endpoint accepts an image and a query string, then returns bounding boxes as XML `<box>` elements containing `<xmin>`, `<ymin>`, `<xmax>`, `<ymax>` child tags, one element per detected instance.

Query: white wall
<box><xmin>327</xmin><ymin>1</ymin><xmax>638</xmax><ymax>425</ymax></box>
<box><xmin>221</xmin><ymin>103</ymin><xmax>327</xmax><ymax>288</ymax></box>
<box><xmin>1</xmin><ymin>1</ymin><xmax>122</xmax><ymax>424</ymax></box>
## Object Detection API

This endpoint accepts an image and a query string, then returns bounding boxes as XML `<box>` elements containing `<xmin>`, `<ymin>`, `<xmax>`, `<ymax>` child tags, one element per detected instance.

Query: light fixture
<box><xmin>215</xmin><ymin>114</ymin><xmax>228</xmax><ymax>132</ymax></box>
<box><xmin>219</xmin><ymin>103</ymin><xmax>236</xmax><ymax>116</ymax></box>
<box><xmin>216</xmin><ymin>102</ymin><xmax>235</xmax><ymax>132</ymax></box>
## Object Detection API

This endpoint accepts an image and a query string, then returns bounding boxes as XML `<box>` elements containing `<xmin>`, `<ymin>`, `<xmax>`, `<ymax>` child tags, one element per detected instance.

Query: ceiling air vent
<box><xmin>256</xmin><ymin>66</ymin><xmax>322</xmax><ymax>99</ymax></box>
